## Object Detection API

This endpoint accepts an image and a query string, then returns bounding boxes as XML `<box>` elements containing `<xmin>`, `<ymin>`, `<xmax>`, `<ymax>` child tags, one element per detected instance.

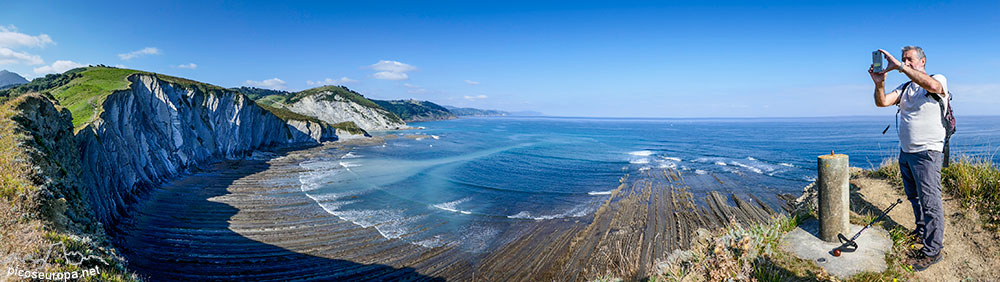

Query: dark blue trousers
<box><xmin>899</xmin><ymin>150</ymin><xmax>944</xmax><ymax>256</ymax></box>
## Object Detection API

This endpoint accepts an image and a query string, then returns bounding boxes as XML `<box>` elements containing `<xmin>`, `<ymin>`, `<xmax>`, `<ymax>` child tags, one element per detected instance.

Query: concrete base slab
<box><xmin>780</xmin><ymin>219</ymin><xmax>892</xmax><ymax>279</ymax></box>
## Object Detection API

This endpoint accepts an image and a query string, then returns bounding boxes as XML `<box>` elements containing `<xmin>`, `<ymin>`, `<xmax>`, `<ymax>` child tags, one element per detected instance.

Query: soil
<box><xmin>849</xmin><ymin>168</ymin><xmax>1000</xmax><ymax>281</ymax></box>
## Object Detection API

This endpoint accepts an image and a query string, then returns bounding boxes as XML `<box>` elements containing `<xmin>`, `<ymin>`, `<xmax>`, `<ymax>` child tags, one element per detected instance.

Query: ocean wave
<box><xmin>342</xmin><ymin>152</ymin><xmax>362</xmax><ymax>159</ymax></box>
<box><xmin>662</xmin><ymin>157</ymin><xmax>682</xmax><ymax>162</ymax></box>
<box><xmin>588</xmin><ymin>190</ymin><xmax>614</xmax><ymax>195</ymax></box>
<box><xmin>507</xmin><ymin>205</ymin><xmax>591</xmax><ymax>221</ymax></box>
<box><xmin>628</xmin><ymin>150</ymin><xmax>654</xmax><ymax>156</ymax></box>
<box><xmin>779</xmin><ymin>162</ymin><xmax>795</xmax><ymax>167</ymax></box>
<box><xmin>630</xmin><ymin>158</ymin><xmax>651</xmax><ymax>164</ymax></box>
<box><xmin>432</xmin><ymin>198</ymin><xmax>473</xmax><ymax>215</ymax></box>
<box><xmin>714</xmin><ymin>161</ymin><xmax>727</xmax><ymax>166</ymax></box>
<box><xmin>658</xmin><ymin>162</ymin><xmax>677</xmax><ymax>169</ymax></box>
<box><xmin>729</xmin><ymin>161</ymin><xmax>764</xmax><ymax>174</ymax></box>
<box><xmin>695</xmin><ymin>169</ymin><xmax>708</xmax><ymax>175</ymax></box>
<box><xmin>747</xmin><ymin>156</ymin><xmax>757</xmax><ymax>161</ymax></box>
<box><xmin>431</xmin><ymin>135</ymin><xmax>440</xmax><ymax>140</ymax></box>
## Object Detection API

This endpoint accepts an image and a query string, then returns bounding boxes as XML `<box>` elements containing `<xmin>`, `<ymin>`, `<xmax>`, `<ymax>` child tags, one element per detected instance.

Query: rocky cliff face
<box><xmin>76</xmin><ymin>74</ymin><xmax>337</xmax><ymax>228</ymax></box>
<box><xmin>285</xmin><ymin>94</ymin><xmax>407</xmax><ymax>131</ymax></box>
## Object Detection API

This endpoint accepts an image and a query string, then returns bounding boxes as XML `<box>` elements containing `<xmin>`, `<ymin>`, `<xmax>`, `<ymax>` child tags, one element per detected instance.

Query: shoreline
<box><xmin>115</xmin><ymin>140</ymin><xmax>475</xmax><ymax>281</ymax></box>
<box><xmin>115</xmin><ymin>138</ymin><xmax>789</xmax><ymax>281</ymax></box>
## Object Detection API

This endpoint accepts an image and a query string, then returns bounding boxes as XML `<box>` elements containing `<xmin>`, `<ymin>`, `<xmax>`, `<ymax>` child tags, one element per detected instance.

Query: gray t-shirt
<box><xmin>893</xmin><ymin>74</ymin><xmax>948</xmax><ymax>153</ymax></box>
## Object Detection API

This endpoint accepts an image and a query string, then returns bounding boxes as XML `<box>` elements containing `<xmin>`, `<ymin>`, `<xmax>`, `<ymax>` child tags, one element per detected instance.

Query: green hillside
<box><xmin>372</xmin><ymin>99</ymin><xmax>456</xmax><ymax>122</ymax></box>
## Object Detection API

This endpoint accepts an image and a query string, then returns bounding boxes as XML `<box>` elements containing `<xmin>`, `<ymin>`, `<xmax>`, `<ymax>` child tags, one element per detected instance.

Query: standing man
<box><xmin>869</xmin><ymin>46</ymin><xmax>947</xmax><ymax>271</ymax></box>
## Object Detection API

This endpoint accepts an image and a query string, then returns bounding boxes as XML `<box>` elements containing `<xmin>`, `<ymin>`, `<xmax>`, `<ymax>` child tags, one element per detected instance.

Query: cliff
<box><xmin>73</xmin><ymin>73</ymin><xmax>341</xmax><ymax>227</ymax></box>
<box><xmin>250</xmin><ymin>85</ymin><xmax>407</xmax><ymax>131</ymax></box>
<box><xmin>372</xmin><ymin>99</ymin><xmax>456</xmax><ymax>122</ymax></box>
<box><xmin>1</xmin><ymin>93</ymin><xmax>136</xmax><ymax>280</ymax></box>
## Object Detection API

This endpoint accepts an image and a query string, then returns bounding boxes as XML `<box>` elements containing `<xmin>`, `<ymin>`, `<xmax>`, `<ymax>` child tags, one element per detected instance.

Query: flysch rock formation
<box><xmin>285</xmin><ymin>94</ymin><xmax>407</xmax><ymax>131</ymax></box>
<box><xmin>75</xmin><ymin>74</ymin><xmax>339</xmax><ymax>229</ymax></box>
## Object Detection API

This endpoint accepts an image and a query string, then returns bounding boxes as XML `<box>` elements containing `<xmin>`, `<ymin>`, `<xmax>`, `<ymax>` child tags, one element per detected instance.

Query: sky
<box><xmin>1</xmin><ymin>1</ymin><xmax>997</xmax><ymax>117</ymax></box>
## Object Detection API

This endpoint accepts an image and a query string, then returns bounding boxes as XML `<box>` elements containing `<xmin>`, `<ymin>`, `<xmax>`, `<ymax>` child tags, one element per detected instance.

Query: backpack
<box><xmin>892</xmin><ymin>80</ymin><xmax>957</xmax><ymax>167</ymax></box>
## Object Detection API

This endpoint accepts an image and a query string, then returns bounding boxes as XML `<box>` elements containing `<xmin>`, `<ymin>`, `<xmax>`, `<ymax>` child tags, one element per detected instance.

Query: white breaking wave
<box><xmin>628</xmin><ymin>150</ymin><xmax>654</xmax><ymax>156</ymax></box>
<box><xmin>339</xmin><ymin>161</ymin><xmax>361</xmax><ymax>168</ymax></box>
<box><xmin>431</xmin><ymin>135</ymin><xmax>440</xmax><ymax>140</ymax></box>
<box><xmin>730</xmin><ymin>161</ymin><xmax>764</xmax><ymax>174</ymax></box>
<box><xmin>714</xmin><ymin>161</ymin><xmax>727</xmax><ymax>166</ymax></box>
<box><xmin>747</xmin><ymin>156</ymin><xmax>757</xmax><ymax>161</ymax></box>
<box><xmin>342</xmin><ymin>152</ymin><xmax>362</xmax><ymax>159</ymax></box>
<box><xmin>588</xmin><ymin>190</ymin><xmax>614</xmax><ymax>195</ymax></box>
<box><xmin>630</xmin><ymin>158</ymin><xmax>651</xmax><ymax>164</ymax></box>
<box><xmin>779</xmin><ymin>163</ymin><xmax>794</xmax><ymax>167</ymax></box>
<box><xmin>507</xmin><ymin>205</ymin><xmax>591</xmax><ymax>221</ymax></box>
<box><xmin>695</xmin><ymin>169</ymin><xmax>708</xmax><ymax>175</ymax></box>
<box><xmin>663</xmin><ymin>157</ymin><xmax>682</xmax><ymax>162</ymax></box>
<box><xmin>432</xmin><ymin>198</ymin><xmax>473</xmax><ymax>215</ymax></box>
<box><xmin>658</xmin><ymin>162</ymin><xmax>677</xmax><ymax>169</ymax></box>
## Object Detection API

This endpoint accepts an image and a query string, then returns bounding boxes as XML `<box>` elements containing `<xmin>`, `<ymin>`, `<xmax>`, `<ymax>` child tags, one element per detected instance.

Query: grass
<box><xmin>941</xmin><ymin>158</ymin><xmax>1000</xmax><ymax>230</ymax></box>
<box><xmin>0</xmin><ymin>95</ymin><xmax>139</xmax><ymax>281</ymax></box>
<box><xmin>331</xmin><ymin>121</ymin><xmax>368</xmax><ymax>136</ymax></box>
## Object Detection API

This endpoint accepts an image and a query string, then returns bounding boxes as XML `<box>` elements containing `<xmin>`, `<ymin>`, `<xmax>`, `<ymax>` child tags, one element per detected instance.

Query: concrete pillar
<box><xmin>817</xmin><ymin>153</ymin><xmax>849</xmax><ymax>242</ymax></box>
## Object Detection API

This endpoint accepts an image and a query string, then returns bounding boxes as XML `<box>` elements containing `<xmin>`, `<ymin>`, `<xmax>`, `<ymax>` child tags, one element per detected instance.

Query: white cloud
<box><xmin>369</xmin><ymin>60</ymin><xmax>415</xmax><ymax>80</ymax></box>
<box><xmin>175</xmin><ymin>63</ymin><xmax>197</xmax><ymax>69</ymax></box>
<box><xmin>114</xmin><ymin>64</ymin><xmax>127</xmax><ymax>68</ymax></box>
<box><xmin>373</xmin><ymin>71</ymin><xmax>408</xmax><ymax>80</ymax></box>
<box><xmin>465</xmin><ymin>80</ymin><xmax>480</xmax><ymax>85</ymax></box>
<box><xmin>0</xmin><ymin>47</ymin><xmax>43</xmax><ymax>65</ymax></box>
<box><xmin>33</xmin><ymin>60</ymin><xmax>84</xmax><ymax>74</ymax></box>
<box><xmin>245</xmin><ymin>78</ymin><xmax>287</xmax><ymax>90</ymax></box>
<box><xmin>463</xmin><ymin>95</ymin><xmax>488</xmax><ymax>101</ymax></box>
<box><xmin>306</xmin><ymin>77</ymin><xmax>357</xmax><ymax>86</ymax></box>
<box><xmin>118</xmin><ymin>47</ymin><xmax>160</xmax><ymax>60</ymax></box>
<box><xmin>0</xmin><ymin>25</ymin><xmax>54</xmax><ymax>48</ymax></box>
<box><xmin>371</xmin><ymin>60</ymin><xmax>416</xmax><ymax>72</ymax></box>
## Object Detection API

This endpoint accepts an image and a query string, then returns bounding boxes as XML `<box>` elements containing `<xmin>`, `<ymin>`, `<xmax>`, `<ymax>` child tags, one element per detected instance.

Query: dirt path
<box><xmin>849</xmin><ymin>168</ymin><xmax>1000</xmax><ymax>281</ymax></box>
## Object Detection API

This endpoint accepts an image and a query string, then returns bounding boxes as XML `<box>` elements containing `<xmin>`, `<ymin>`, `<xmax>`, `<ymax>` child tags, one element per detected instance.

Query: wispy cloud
<box><xmin>118</xmin><ymin>47</ymin><xmax>160</xmax><ymax>60</ymax></box>
<box><xmin>33</xmin><ymin>60</ymin><xmax>84</xmax><ymax>74</ymax></box>
<box><xmin>403</xmin><ymin>83</ymin><xmax>427</xmax><ymax>94</ymax></box>
<box><xmin>245</xmin><ymin>78</ymin><xmax>287</xmax><ymax>90</ymax></box>
<box><xmin>464</xmin><ymin>80</ymin><xmax>480</xmax><ymax>85</ymax></box>
<box><xmin>0</xmin><ymin>25</ymin><xmax>54</xmax><ymax>48</ymax></box>
<box><xmin>369</xmin><ymin>60</ymin><xmax>415</xmax><ymax>80</ymax></box>
<box><xmin>463</xmin><ymin>95</ymin><xmax>488</xmax><ymax>101</ymax></box>
<box><xmin>0</xmin><ymin>47</ymin><xmax>43</xmax><ymax>65</ymax></box>
<box><xmin>306</xmin><ymin>77</ymin><xmax>357</xmax><ymax>86</ymax></box>
<box><xmin>174</xmin><ymin>63</ymin><xmax>197</xmax><ymax>69</ymax></box>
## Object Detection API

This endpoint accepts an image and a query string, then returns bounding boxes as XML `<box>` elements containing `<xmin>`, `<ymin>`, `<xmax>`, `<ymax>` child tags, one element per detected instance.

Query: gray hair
<box><xmin>902</xmin><ymin>45</ymin><xmax>925</xmax><ymax>59</ymax></box>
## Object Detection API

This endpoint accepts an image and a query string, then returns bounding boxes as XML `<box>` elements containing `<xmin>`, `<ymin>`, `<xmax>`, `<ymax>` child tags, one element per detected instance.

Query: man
<box><xmin>868</xmin><ymin>46</ymin><xmax>947</xmax><ymax>271</ymax></box>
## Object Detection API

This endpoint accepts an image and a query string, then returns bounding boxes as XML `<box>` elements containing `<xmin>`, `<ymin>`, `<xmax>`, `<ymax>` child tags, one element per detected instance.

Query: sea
<box><xmin>296</xmin><ymin>116</ymin><xmax>1000</xmax><ymax>252</ymax></box>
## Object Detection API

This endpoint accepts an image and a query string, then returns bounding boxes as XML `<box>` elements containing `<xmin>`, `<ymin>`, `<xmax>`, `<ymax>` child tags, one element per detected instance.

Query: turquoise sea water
<box><xmin>297</xmin><ymin>116</ymin><xmax>1000</xmax><ymax>252</ymax></box>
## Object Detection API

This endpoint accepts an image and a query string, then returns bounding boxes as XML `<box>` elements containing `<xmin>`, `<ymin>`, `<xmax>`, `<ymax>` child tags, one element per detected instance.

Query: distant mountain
<box><xmin>0</xmin><ymin>70</ymin><xmax>29</xmax><ymax>89</ymax></box>
<box><xmin>444</xmin><ymin>105</ymin><xmax>511</xmax><ymax>117</ymax></box>
<box><xmin>373</xmin><ymin>99</ymin><xmax>456</xmax><ymax>122</ymax></box>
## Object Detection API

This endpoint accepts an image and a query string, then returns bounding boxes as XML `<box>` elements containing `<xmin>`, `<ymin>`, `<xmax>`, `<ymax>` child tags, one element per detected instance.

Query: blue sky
<box><xmin>1</xmin><ymin>1</ymin><xmax>997</xmax><ymax>117</ymax></box>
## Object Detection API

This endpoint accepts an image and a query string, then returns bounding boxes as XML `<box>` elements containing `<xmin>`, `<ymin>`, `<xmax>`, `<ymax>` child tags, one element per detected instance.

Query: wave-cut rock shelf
<box><xmin>117</xmin><ymin>141</ymin><xmax>781</xmax><ymax>281</ymax></box>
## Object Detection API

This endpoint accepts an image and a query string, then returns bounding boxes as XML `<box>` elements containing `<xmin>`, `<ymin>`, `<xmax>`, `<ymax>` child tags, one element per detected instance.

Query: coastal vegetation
<box><xmin>1</xmin><ymin>93</ymin><xmax>137</xmax><ymax>281</ymax></box>
<box><xmin>372</xmin><ymin>99</ymin><xmax>455</xmax><ymax>122</ymax></box>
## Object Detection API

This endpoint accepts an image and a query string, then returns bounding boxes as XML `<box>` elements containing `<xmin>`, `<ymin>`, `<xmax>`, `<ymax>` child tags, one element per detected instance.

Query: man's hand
<box><xmin>878</xmin><ymin>49</ymin><xmax>903</xmax><ymax>72</ymax></box>
<box><xmin>869</xmin><ymin>64</ymin><xmax>886</xmax><ymax>85</ymax></box>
